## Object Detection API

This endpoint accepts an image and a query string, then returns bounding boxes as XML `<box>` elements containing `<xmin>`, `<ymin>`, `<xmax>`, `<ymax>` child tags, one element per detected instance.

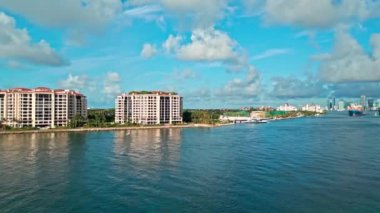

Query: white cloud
<box><xmin>317</xmin><ymin>31</ymin><xmax>380</xmax><ymax>83</ymax></box>
<box><xmin>330</xmin><ymin>82</ymin><xmax>380</xmax><ymax>98</ymax></box>
<box><xmin>162</xmin><ymin>35</ymin><xmax>182</xmax><ymax>53</ymax></box>
<box><xmin>252</xmin><ymin>48</ymin><xmax>292</xmax><ymax>60</ymax></box>
<box><xmin>59</xmin><ymin>74</ymin><xmax>88</xmax><ymax>90</ymax></box>
<box><xmin>126</xmin><ymin>0</ymin><xmax>228</xmax><ymax>28</ymax></box>
<box><xmin>140</xmin><ymin>43</ymin><xmax>157</xmax><ymax>58</ymax></box>
<box><xmin>160</xmin><ymin>0</ymin><xmax>228</xmax><ymax>28</ymax></box>
<box><xmin>123</xmin><ymin>5</ymin><xmax>162</xmax><ymax>20</ymax></box>
<box><xmin>0</xmin><ymin>12</ymin><xmax>67</xmax><ymax>66</ymax></box>
<box><xmin>0</xmin><ymin>0</ymin><xmax>122</xmax><ymax>32</ymax></box>
<box><xmin>216</xmin><ymin>66</ymin><xmax>261</xmax><ymax>97</ymax></box>
<box><xmin>263</xmin><ymin>0</ymin><xmax>377</xmax><ymax>29</ymax></box>
<box><xmin>162</xmin><ymin>28</ymin><xmax>250</xmax><ymax>72</ymax></box>
<box><xmin>176</xmin><ymin>28</ymin><xmax>239</xmax><ymax>62</ymax></box>
<box><xmin>103</xmin><ymin>72</ymin><xmax>122</xmax><ymax>98</ymax></box>
<box><xmin>270</xmin><ymin>76</ymin><xmax>327</xmax><ymax>99</ymax></box>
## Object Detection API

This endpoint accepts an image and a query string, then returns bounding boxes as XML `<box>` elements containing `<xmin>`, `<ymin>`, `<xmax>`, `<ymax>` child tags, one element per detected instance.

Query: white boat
<box><xmin>243</xmin><ymin>119</ymin><xmax>269</xmax><ymax>124</ymax></box>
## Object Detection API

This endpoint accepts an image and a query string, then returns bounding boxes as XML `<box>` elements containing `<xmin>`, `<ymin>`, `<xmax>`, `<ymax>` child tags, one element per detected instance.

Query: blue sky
<box><xmin>1</xmin><ymin>0</ymin><xmax>380</xmax><ymax>108</ymax></box>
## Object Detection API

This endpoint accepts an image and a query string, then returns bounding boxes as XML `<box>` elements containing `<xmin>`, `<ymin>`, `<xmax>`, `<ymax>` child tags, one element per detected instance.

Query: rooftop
<box><xmin>0</xmin><ymin>87</ymin><xmax>85</xmax><ymax>95</ymax></box>
<box><xmin>128</xmin><ymin>91</ymin><xmax>178</xmax><ymax>95</ymax></box>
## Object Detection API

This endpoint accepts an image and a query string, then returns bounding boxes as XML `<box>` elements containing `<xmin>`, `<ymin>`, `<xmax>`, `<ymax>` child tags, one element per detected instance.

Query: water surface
<box><xmin>1</xmin><ymin>113</ymin><xmax>380</xmax><ymax>212</ymax></box>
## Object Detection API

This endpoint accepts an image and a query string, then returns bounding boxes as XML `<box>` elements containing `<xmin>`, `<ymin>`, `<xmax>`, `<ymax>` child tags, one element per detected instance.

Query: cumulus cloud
<box><xmin>59</xmin><ymin>74</ymin><xmax>88</xmax><ymax>90</ymax></box>
<box><xmin>162</xmin><ymin>35</ymin><xmax>182</xmax><ymax>53</ymax></box>
<box><xmin>162</xmin><ymin>28</ymin><xmax>250</xmax><ymax>72</ymax></box>
<box><xmin>0</xmin><ymin>12</ymin><xmax>67</xmax><ymax>66</ymax></box>
<box><xmin>0</xmin><ymin>0</ymin><xmax>122</xmax><ymax>33</ymax></box>
<box><xmin>270</xmin><ymin>76</ymin><xmax>328</xmax><ymax>99</ymax></box>
<box><xmin>140</xmin><ymin>43</ymin><xmax>157</xmax><ymax>58</ymax></box>
<box><xmin>216</xmin><ymin>66</ymin><xmax>261</xmax><ymax>97</ymax></box>
<box><xmin>330</xmin><ymin>82</ymin><xmax>380</xmax><ymax>98</ymax></box>
<box><xmin>263</xmin><ymin>0</ymin><xmax>375</xmax><ymax>29</ymax></box>
<box><xmin>317</xmin><ymin>31</ymin><xmax>380</xmax><ymax>83</ymax></box>
<box><xmin>103</xmin><ymin>72</ymin><xmax>122</xmax><ymax>98</ymax></box>
<box><xmin>176</xmin><ymin>28</ymin><xmax>239</xmax><ymax>62</ymax></box>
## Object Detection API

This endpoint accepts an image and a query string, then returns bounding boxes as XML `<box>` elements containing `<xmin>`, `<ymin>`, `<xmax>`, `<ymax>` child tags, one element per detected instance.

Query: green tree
<box><xmin>183</xmin><ymin>111</ymin><xmax>192</xmax><ymax>123</ymax></box>
<box><xmin>68</xmin><ymin>115</ymin><xmax>86</xmax><ymax>128</ymax></box>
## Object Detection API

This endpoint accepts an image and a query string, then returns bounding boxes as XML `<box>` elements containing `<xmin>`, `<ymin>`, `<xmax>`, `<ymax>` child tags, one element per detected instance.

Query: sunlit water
<box><xmin>1</xmin><ymin>112</ymin><xmax>380</xmax><ymax>212</ymax></box>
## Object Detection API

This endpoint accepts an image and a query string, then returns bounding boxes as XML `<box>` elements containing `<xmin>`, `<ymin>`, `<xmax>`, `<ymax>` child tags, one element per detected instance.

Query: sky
<box><xmin>1</xmin><ymin>0</ymin><xmax>380</xmax><ymax>109</ymax></box>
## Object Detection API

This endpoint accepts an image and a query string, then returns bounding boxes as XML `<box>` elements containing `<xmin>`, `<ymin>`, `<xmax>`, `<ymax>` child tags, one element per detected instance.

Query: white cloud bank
<box><xmin>270</xmin><ymin>76</ymin><xmax>327</xmax><ymax>99</ymax></box>
<box><xmin>263</xmin><ymin>0</ymin><xmax>379</xmax><ymax>29</ymax></box>
<box><xmin>0</xmin><ymin>0</ymin><xmax>122</xmax><ymax>32</ymax></box>
<box><xmin>0</xmin><ymin>12</ymin><xmax>67</xmax><ymax>66</ymax></box>
<box><xmin>216</xmin><ymin>66</ymin><xmax>261</xmax><ymax>97</ymax></box>
<box><xmin>317</xmin><ymin>31</ymin><xmax>380</xmax><ymax>83</ymax></box>
<box><xmin>127</xmin><ymin>0</ymin><xmax>228</xmax><ymax>28</ymax></box>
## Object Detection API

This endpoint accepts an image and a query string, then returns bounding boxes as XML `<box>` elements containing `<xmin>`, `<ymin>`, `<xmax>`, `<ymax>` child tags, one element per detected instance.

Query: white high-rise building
<box><xmin>277</xmin><ymin>103</ymin><xmax>298</xmax><ymax>112</ymax></box>
<box><xmin>337</xmin><ymin>100</ymin><xmax>346</xmax><ymax>111</ymax></box>
<box><xmin>0</xmin><ymin>87</ymin><xmax>87</xmax><ymax>128</ymax></box>
<box><xmin>115</xmin><ymin>91</ymin><xmax>183</xmax><ymax>125</ymax></box>
<box><xmin>301</xmin><ymin>104</ymin><xmax>324</xmax><ymax>113</ymax></box>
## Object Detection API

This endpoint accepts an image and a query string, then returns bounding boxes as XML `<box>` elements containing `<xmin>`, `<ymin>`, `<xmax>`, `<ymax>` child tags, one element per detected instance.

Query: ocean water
<box><xmin>1</xmin><ymin>112</ymin><xmax>380</xmax><ymax>212</ymax></box>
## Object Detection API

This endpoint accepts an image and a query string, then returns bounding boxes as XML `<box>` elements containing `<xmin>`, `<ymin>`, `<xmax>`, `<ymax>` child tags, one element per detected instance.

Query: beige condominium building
<box><xmin>115</xmin><ymin>91</ymin><xmax>183</xmax><ymax>125</ymax></box>
<box><xmin>0</xmin><ymin>87</ymin><xmax>87</xmax><ymax>128</ymax></box>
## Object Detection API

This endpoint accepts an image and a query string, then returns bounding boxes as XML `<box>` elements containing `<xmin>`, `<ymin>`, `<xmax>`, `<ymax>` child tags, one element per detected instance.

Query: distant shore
<box><xmin>0</xmin><ymin>123</ymin><xmax>233</xmax><ymax>135</ymax></box>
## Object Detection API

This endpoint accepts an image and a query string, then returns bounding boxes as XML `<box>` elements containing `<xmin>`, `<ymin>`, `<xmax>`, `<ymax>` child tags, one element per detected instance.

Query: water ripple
<box><xmin>1</xmin><ymin>113</ymin><xmax>380</xmax><ymax>212</ymax></box>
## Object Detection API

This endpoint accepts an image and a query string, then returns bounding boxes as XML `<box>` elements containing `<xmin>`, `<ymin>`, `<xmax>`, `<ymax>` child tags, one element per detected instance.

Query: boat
<box><xmin>348</xmin><ymin>110</ymin><xmax>364</xmax><ymax>117</ymax></box>
<box><xmin>348</xmin><ymin>105</ymin><xmax>365</xmax><ymax>117</ymax></box>
<box><xmin>243</xmin><ymin>119</ymin><xmax>269</xmax><ymax>124</ymax></box>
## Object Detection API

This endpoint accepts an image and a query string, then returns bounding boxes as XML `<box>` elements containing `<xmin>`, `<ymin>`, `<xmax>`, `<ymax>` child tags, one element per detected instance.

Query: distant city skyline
<box><xmin>1</xmin><ymin>1</ymin><xmax>380</xmax><ymax>108</ymax></box>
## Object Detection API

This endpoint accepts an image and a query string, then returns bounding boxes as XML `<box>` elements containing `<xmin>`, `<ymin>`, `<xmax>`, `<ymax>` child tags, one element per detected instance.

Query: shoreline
<box><xmin>0</xmin><ymin>115</ymin><xmax>322</xmax><ymax>135</ymax></box>
<box><xmin>0</xmin><ymin>123</ymin><xmax>232</xmax><ymax>135</ymax></box>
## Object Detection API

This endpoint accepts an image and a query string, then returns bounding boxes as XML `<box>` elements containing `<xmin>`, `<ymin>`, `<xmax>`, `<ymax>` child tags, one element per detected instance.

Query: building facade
<box><xmin>277</xmin><ymin>103</ymin><xmax>298</xmax><ymax>112</ymax></box>
<box><xmin>337</xmin><ymin>100</ymin><xmax>346</xmax><ymax>111</ymax></box>
<box><xmin>0</xmin><ymin>87</ymin><xmax>87</xmax><ymax>128</ymax></box>
<box><xmin>115</xmin><ymin>91</ymin><xmax>183</xmax><ymax>125</ymax></box>
<box><xmin>301</xmin><ymin>104</ymin><xmax>324</xmax><ymax>113</ymax></box>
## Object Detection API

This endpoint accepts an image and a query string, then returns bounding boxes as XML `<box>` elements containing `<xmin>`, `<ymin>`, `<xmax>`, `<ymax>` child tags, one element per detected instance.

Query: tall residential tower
<box><xmin>115</xmin><ymin>91</ymin><xmax>183</xmax><ymax>125</ymax></box>
<box><xmin>0</xmin><ymin>87</ymin><xmax>87</xmax><ymax>128</ymax></box>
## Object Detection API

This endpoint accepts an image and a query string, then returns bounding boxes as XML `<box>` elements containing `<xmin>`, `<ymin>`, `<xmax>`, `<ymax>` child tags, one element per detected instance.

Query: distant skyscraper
<box><xmin>368</xmin><ymin>99</ymin><xmax>374</xmax><ymax>109</ymax></box>
<box><xmin>376</xmin><ymin>99</ymin><xmax>380</xmax><ymax>108</ymax></box>
<box><xmin>360</xmin><ymin>95</ymin><xmax>366</xmax><ymax>108</ymax></box>
<box><xmin>326</xmin><ymin>99</ymin><xmax>332</xmax><ymax>110</ymax></box>
<box><xmin>332</xmin><ymin>97</ymin><xmax>336</xmax><ymax>109</ymax></box>
<box><xmin>338</xmin><ymin>100</ymin><xmax>345</xmax><ymax>111</ymax></box>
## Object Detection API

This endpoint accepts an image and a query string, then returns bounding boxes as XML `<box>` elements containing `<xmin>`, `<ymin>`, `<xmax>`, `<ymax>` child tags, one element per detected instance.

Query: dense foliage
<box><xmin>183</xmin><ymin>109</ymin><xmax>225</xmax><ymax>124</ymax></box>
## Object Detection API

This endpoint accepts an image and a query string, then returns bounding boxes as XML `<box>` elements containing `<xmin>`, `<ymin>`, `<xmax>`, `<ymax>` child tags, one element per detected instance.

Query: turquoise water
<box><xmin>1</xmin><ymin>113</ymin><xmax>380</xmax><ymax>212</ymax></box>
